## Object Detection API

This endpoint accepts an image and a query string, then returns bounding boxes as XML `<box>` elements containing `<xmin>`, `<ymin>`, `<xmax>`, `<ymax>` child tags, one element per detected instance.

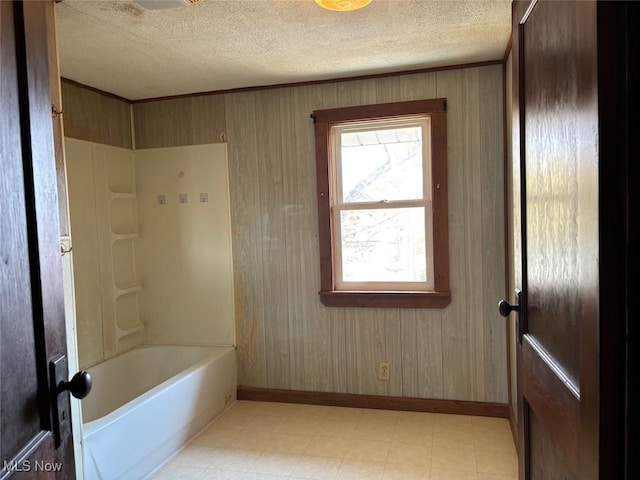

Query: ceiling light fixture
<box><xmin>315</xmin><ymin>0</ymin><xmax>372</xmax><ymax>12</ymax></box>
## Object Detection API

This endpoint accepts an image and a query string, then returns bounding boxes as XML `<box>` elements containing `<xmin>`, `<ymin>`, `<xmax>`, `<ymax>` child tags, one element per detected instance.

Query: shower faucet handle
<box><xmin>61</xmin><ymin>370</ymin><xmax>92</xmax><ymax>399</ymax></box>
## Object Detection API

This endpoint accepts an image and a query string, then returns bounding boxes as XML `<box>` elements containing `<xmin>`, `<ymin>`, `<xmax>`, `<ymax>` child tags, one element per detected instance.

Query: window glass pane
<box><xmin>340</xmin><ymin>126</ymin><xmax>423</xmax><ymax>203</ymax></box>
<box><xmin>340</xmin><ymin>207</ymin><xmax>426</xmax><ymax>283</ymax></box>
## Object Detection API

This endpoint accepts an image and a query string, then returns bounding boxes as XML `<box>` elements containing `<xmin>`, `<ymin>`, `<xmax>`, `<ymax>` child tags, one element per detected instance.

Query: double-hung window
<box><xmin>313</xmin><ymin>99</ymin><xmax>450</xmax><ymax>308</ymax></box>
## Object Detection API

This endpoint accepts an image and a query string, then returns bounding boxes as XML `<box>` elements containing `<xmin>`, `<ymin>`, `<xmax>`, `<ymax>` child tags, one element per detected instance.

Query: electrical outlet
<box><xmin>378</xmin><ymin>362</ymin><xmax>390</xmax><ymax>381</ymax></box>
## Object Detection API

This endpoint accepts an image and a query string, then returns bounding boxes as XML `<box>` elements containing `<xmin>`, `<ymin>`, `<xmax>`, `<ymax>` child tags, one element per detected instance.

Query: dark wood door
<box><xmin>511</xmin><ymin>0</ymin><xmax>634</xmax><ymax>478</ymax></box>
<box><xmin>516</xmin><ymin>0</ymin><xmax>598</xmax><ymax>477</ymax></box>
<box><xmin>1</xmin><ymin>1</ymin><xmax>75</xmax><ymax>478</ymax></box>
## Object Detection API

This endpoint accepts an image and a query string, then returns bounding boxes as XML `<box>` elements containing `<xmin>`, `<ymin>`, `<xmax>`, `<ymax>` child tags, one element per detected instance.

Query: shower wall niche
<box><xmin>66</xmin><ymin>139</ymin><xmax>144</xmax><ymax>368</ymax></box>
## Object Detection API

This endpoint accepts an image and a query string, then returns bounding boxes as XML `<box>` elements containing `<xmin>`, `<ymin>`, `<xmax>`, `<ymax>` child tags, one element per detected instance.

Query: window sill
<box><xmin>319</xmin><ymin>290</ymin><xmax>451</xmax><ymax>308</ymax></box>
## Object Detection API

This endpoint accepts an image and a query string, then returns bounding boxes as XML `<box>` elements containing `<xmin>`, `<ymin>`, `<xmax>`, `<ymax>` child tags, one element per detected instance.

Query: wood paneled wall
<box><xmin>61</xmin><ymin>80</ymin><xmax>132</xmax><ymax>149</ymax></box>
<box><xmin>62</xmin><ymin>64</ymin><xmax>507</xmax><ymax>403</ymax></box>
<box><xmin>224</xmin><ymin>65</ymin><xmax>507</xmax><ymax>402</ymax></box>
<box><xmin>133</xmin><ymin>95</ymin><xmax>226</xmax><ymax>149</ymax></box>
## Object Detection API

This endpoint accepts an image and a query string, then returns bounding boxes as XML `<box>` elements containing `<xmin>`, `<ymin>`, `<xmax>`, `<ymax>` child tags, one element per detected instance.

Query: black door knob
<box><xmin>498</xmin><ymin>299</ymin><xmax>519</xmax><ymax>317</ymax></box>
<box><xmin>60</xmin><ymin>371</ymin><xmax>92</xmax><ymax>399</ymax></box>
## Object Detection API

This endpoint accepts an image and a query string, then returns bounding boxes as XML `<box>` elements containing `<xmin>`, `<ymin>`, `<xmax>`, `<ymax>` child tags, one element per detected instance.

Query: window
<box><xmin>313</xmin><ymin>99</ymin><xmax>450</xmax><ymax>308</ymax></box>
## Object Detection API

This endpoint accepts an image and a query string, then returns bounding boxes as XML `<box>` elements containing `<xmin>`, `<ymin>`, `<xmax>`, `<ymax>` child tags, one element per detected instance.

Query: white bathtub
<box><xmin>82</xmin><ymin>345</ymin><xmax>237</xmax><ymax>480</ymax></box>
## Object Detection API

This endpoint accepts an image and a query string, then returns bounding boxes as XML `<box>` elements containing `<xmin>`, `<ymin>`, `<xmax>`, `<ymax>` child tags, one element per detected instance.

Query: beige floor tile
<box><xmin>430</xmin><ymin>446</ymin><xmax>477</xmax><ymax>472</ymax></box>
<box><xmin>472</xmin><ymin>430</ymin><xmax>516</xmax><ymax>453</ymax></box>
<box><xmin>237</xmin><ymin>401</ymin><xmax>294</xmax><ymax>418</ymax></box>
<box><xmin>171</xmin><ymin>445</ymin><xmax>219</xmax><ymax>468</ymax></box>
<box><xmin>305</xmin><ymin>435</ymin><xmax>350</xmax><ymax>458</ymax></box>
<box><xmin>470</xmin><ymin>417</ymin><xmax>510</xmax><ymax>432</ymax></box>
<box><xmin>395</xmin><ymin>411</ymin><xmax>435</xmax><ymax>427</ymax></box>
<box><xmin>248</xmin><ymin>452</ymin><xmax>300</xmax><ymax>476</ymax></box>
<box><xmin>228</xmin><ymin>429</ymin><xmax>275</xmax><ymax>451</ymax></box>
<box><xmin>228</xmin><ymin>401</ymin><xmax>268</xmax><ymax>414</ymax></box>
<box><xmin>290</xmin><ymin>404</ymin><xmax>334</xmax><ymax>418</ymax></box>
<box><xmin>210</xmin><ymin>448</ymin><xmax>261</xmax><ymax>471</ymax></box>
<box><xmin>386</xmin><ymin>442</ymin><xmax>431</xmax><ymax>467</ymax></box>
<box><xmin>336</xmin><ymin>459</ymin><xmax>386</xmax><ymax>480</ymax></box>
<box><xmin>280</xmin><ymin>416</ymin><xmax>325</xmax><ymax>435</ymax></box>
<box><xmin>391</xmin><ymin>433</ymin><xmax>433</xmax><ymax>447</ymax></box>
<box><xmin>392</xmin><ymin>423</ymin><xmax>433</xmax><ymax>444</ymax></box>
<box><xmin>382</xmin><ymin>463</ymin><xmax>430</xmax><ymax>480</ymax></box>
<box><xmin>213</xmin><ymin>411</ymin><xmax>258</xmax><ymax>430</ymax></box>
<box><xmin>432</xmin><ymin>426</ymin><xmax>475</xmax><ymax>449</ymax></box>
<box><xmin>319</xmin><ymin>419</ymin><xmax>358</xmax><ymax>439</ymax></box>
<box><xmin>324</xmin><ymin>406</ymin><xmax>364</xmax><ymax>422</ymax></box>
<box><xmin>151</xmin><ymin>464</ymin><xmax>207</xmax><ymax>480</ymax></box>
<box><xmin>198</xmin><ymin>468</ymin><xmax>246</xmax><ymax>480</ymax></box>
<box><xmin>154</xmin><ymin>402</ymin><xmax>518</xmax><ymax>480</ymax></box>
<box><xmin>290</xmin><ymin>455</ymin><xmax>342</xmax><ymax>480</ymax></box>
<box><xmin>431</xmin><ymin>414</ymin><xmax>473</xmax><ymax>433</ymax></box>
<box><xmin>192</xmin><ymin>426</ymin><xmax>245</xmax><ymax>448</ymax></box>
<box><xmin>353</xmin><ymin>422</ymin><xmax>395</xmax><ymax>441</ymax></box>
<box><xmin>263</xmin><ymin>402</ymin><xmax>306</xmax><ymax>417</ymax></box>
<box><xmin>344</xmin><ymin>439</ymin><xmax>391</xmax><ymax>462</ymax></box>
<box><xmin>475</xmin><ymin>450</ymin><xmax>518</xmax><ymax>476</ymax></box>
<box><xmin>430</xmin><ymin>468</ymin><xmax>478</xmax><ymax>480</ymax></box>
<box><xmin>242</xmin><ymin>473</ymin><xmax>288</xmax><ymax>480</ymax></box>
<box><xmin>359</xmin><ymin>409</ymin><xmax>400</xmax><ymax>425</ymax></box>
<box><xmin>394</xmin><ymin>422</ymin><xmax>433</xmax><ymax>437</ymax></box>
<box><xmin>477</xmin><ymin>474</ymin><xmax>518</xmax><ymax>480</ymax></box>
<box><xmin>265</xmin><ymin>432</ymin><xmax>313</xmax><ymax>454</ymax></box>
<box><xmin>248</xmin><ymin>414</ymin><xmax>289</xmax><ymax>432</ymax></box>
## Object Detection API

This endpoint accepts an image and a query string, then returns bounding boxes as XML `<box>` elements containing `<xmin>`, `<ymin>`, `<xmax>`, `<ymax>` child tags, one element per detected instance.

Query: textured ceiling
<box><xmin>55</xmin><ymin>0</ymin><xmax>511</xmax><ymax>101</ymax></box>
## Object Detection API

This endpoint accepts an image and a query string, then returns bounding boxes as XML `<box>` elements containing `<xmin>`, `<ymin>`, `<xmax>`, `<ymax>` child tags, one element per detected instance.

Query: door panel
<box><xmin>522</xmin><ymin>336</ymin><xmax>579</xmax><ymax>474</ymax></box>
<box><xmin>522</xmin><ymin>0</ymin><xmax>584</xmax><ymax>389</ymax></box>
<box><xmin>1</xmin><ymin>1</ymin><xmax>74</xmax><ymax>477</ymax></box>
<box><xmin>529</xmin><ymin>411</ymin><xmax>576</xmax><ymax>479</ymax></box>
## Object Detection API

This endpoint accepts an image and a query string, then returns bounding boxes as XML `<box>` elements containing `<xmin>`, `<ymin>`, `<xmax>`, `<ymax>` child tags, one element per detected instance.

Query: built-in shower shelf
<box><xmin>115</xmin><ymin>284</ymin><xmax>142</xmax><ymax>296</ymax></box>
<box><xmin>115</xmin><ymin>323</ymin><xmax>144</xmax><ymax>342</ymax></box>
<box><xmin>68</xmin><ymin>139</ymin><xmax>144</xmax><ymax>359</ymax></box>
<box><xmin>111</xmin><ymin>229</ymin><xmax>137</xmax><ymax>236</ymax></box>
<box><xmin>111</xmin><ymin>192</ymin><xmax>136</xmax><ymax>200</ymax></box>
<box><xmin>110</xmin><ymin>175</ymin><xmax>142</xmax><ymax>348</ymax></box>
<box><xmin>109</xmin><ymin>193</ymin><xmax>138</xmax><ymax>236</ymax></box>
<box><xmin>112</xmin><ymin>233</ymin><xmax>138</xmax><ymax>241</ymax></box>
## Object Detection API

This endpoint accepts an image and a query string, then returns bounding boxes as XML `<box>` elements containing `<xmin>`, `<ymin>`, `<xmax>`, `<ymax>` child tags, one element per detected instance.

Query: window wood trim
<box><xmin>313</xmin><ymin>99</ymin><xmax>451</xmax><ymax>308</ymax></box>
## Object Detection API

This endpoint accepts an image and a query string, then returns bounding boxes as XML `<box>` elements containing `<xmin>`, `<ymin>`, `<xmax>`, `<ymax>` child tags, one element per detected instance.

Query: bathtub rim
<box><xmin>82</xmin><ymin>344</ymin><xmax>235</xmax><ymax>436</ymax></box>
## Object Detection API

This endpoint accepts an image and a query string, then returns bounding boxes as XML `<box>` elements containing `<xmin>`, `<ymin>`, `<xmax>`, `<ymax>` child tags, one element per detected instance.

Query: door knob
<box><xmin>49</xmin><ymin>354</ymin><xmax>92</xmax><ymax>447</ymax></box>
<box><xmin>498</xmin><ymin>289</ymin><xmax>525</xmax><ymax>344</ymax></box>
<box><xmin>498</xmin><ymin>288</ymin><xmax>522</xmax><ymax>318</ymax></box>
<box><xmin>498</xmin><ymin>299</ymin><xmax>519</xmax><ymax>317</ymax></box>
<box><xmin>59</xmin><ymin>371</ymin><xmax>92</xmax><ymax>399</ymax></box>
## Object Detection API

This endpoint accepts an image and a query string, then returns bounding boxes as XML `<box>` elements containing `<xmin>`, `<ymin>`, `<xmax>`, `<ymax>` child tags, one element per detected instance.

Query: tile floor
<box><xmin>151</xmin><ymin>401</ymin><xmax>517</xmax><ymax>480</ymax></box>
